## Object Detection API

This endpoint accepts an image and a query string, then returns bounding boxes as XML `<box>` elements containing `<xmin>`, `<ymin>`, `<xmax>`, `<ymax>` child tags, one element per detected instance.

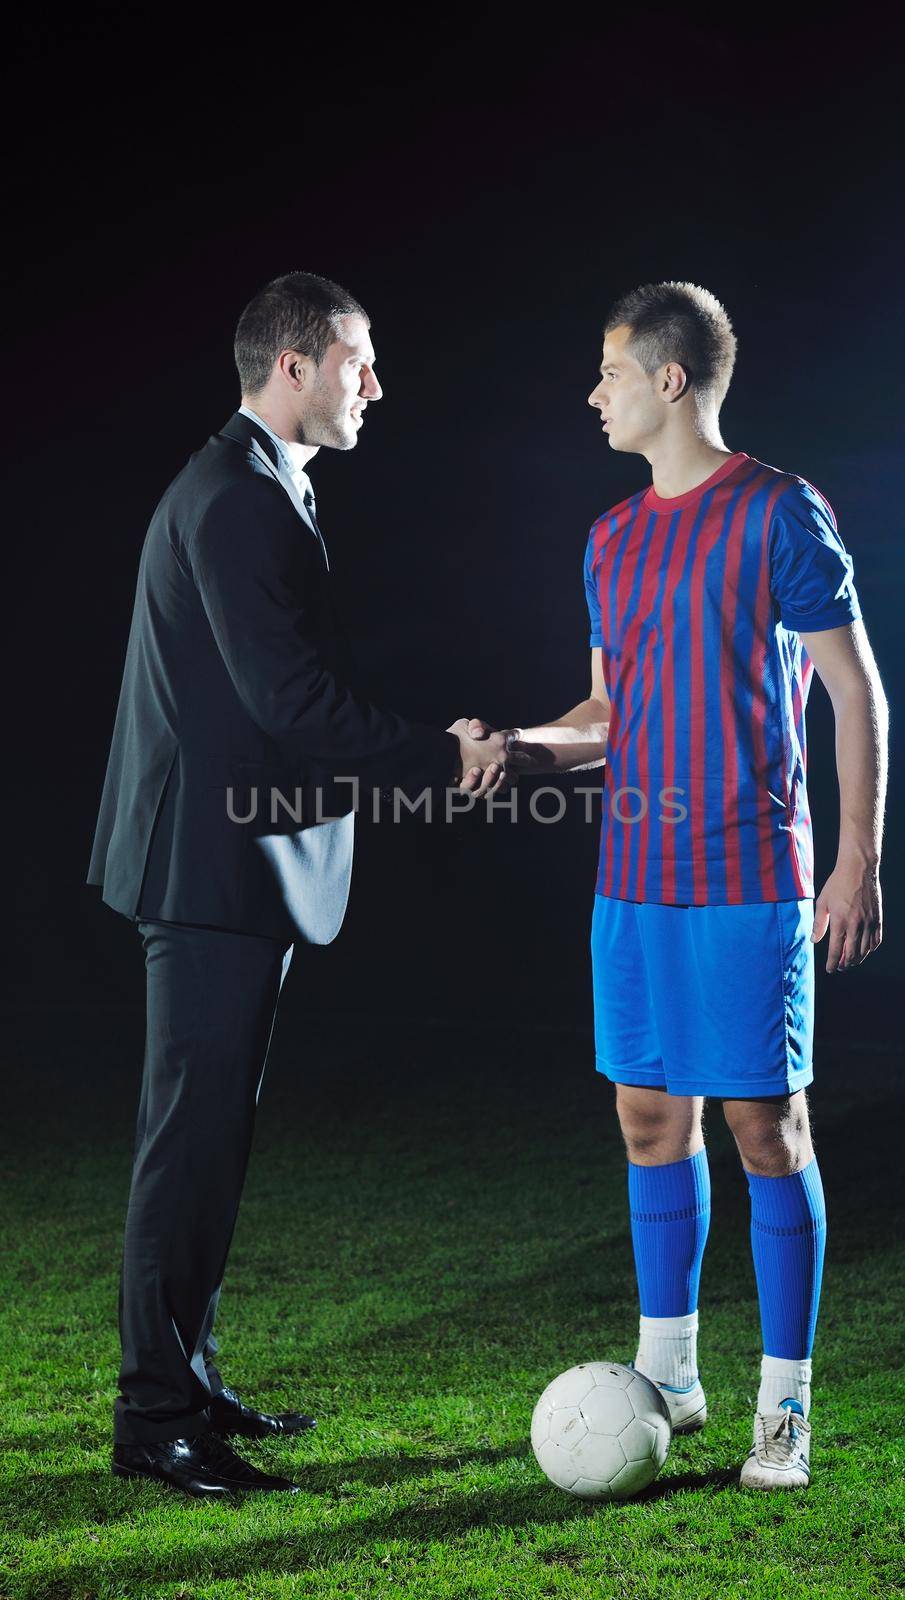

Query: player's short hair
<box><xmin>604</xmin><ymin>281</ymin><xmax>737</xmax><ymax>406</ymax></box>
<box><xmin>235</xmin><ymin>271</ymin><xmax>369</xmax><ymax>395</ymax></box>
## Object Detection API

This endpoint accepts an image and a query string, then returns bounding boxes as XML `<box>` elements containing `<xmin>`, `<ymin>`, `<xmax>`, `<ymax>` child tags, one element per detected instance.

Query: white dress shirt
<box><xmin>238</xmin><ymin>404</ymin><xmax>328</xmax><ymax>567</ymax></box>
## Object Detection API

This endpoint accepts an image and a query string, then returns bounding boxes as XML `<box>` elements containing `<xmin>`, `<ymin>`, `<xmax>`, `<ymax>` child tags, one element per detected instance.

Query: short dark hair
<box><xmin>604</xmin><ymin>281</ymin><xmax>737</xmax><ymax>405</ymax></box>
<box><xmin>234</xmin><ymin>271</ymin><xmax>369</xmax><ymax>395</ymax></box>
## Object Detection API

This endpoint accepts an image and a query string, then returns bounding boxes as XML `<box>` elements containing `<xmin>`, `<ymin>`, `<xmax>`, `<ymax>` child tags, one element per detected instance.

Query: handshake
<box><xmin>447</xmin><ymin>717</ymin><xmax>544</xmax><ymax>795</ymax></box>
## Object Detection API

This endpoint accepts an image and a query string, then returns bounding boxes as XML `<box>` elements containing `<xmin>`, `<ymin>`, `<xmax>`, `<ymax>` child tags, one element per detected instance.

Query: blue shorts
<box><xmin>591</xmin><ymin>892</ymin><xmax>815</xmax><ymax>1099</ymax></box>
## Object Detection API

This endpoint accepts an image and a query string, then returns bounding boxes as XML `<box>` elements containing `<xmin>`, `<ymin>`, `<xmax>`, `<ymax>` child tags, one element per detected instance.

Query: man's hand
<box><xmin>812</xmin><ymin>855</ymin><xmax>883</xmax><ymax>972</ymax></box>
<box><xmin>459</xmin><ymin>717</ymin><xmax>545</xmax><ymax>791</ymax></box>
<box><xmin>464</xmin><ymin>718</ymin><xmax>556</xmax><ymax>776</ymax></box>
<box><xmin>447</xmin><ymin>718</ymin><xmax>510</xmax><ymax>796</ymax></box>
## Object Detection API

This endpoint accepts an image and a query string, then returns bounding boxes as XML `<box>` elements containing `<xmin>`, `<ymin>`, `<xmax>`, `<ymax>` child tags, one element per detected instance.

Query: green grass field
<box><xmin>1</xmin><ymin>1004</ymin><xmax>902</xmax><ymax>1600</ymax></box>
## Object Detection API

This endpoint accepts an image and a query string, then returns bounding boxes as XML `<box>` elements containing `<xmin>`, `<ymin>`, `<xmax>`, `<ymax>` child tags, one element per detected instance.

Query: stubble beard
<box><xmin>299</xmin><ymin>374</ymin><xmax>357</xmax><ymax>451</ymax></box>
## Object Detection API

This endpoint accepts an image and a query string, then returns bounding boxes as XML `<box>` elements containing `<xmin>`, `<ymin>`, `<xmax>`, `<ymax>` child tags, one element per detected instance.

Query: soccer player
<box><xmin>467</xmin><ymin>282</ymin><xmax>888</xmax><ymax>1488</ymax></box>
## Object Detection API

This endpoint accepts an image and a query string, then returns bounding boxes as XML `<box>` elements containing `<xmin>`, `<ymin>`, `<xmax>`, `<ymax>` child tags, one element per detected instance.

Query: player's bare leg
<box><xmin>615</xmin><ymin>1086</ymin><xmax>710</xmax><ymax>1433</ymax></box>
<box><xmin>615</xmin><ymin>1085</ymin><xmax>704</xmax><ymax>1166</ymax></box>
<box><xmin>722</xmin><ymin>1091</ymin><xmax>825</xmax><ymax>1489</ymax></box>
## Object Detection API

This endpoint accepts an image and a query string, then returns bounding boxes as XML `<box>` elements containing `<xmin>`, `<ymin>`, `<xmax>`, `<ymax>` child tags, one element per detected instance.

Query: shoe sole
<box><xmin>112</xmin><ymin>1463</ymin><xmax>298</xmax><ymax>1495</ymax></box>
<box><xmin>659</xmin><ymin>1391</ymin><xmax>708</xmax><ymax>1435</ymax></box>
<box><xmin>739</xmin><ymin>1470</ymin><xmax>811</xmax><ymax>1490</ymax></box>
<box><xmin>671</xmin><ymin>1409</ymin><xmax>707</xmax><ymax>1436</ymax></box>
<box><xmin>111</xmin><ymin>1461</ymin><xmax>239</xmax><ymax>1498</ymax></box>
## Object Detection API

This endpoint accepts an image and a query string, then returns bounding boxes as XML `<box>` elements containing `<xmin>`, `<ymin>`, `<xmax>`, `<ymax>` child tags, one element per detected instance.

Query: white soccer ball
<box><xmin>531</xmin><ymin>1361</ymin><xmax>671</xmax><ymax>1500</ymax></box>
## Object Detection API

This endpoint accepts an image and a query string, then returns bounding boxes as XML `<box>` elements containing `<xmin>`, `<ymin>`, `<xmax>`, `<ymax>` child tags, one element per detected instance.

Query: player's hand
<box><xmin>447</xmin><ymin>718</ymin><xmax>510</xmax><ymax>796</ymax></box>
<box><xmin>812</xmin><ymin>857</ymin><xmax>882</xmax><ymax>972</ymax></box>
<box><xmin>467</xmin><ymin>718</ymin><xmax>556</xmax><ymax>776</ymax></box>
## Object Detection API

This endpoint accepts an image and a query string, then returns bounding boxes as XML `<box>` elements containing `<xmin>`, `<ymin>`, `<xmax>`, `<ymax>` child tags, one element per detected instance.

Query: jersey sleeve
<box><xmin>769</xmin><ymin>479</ymin><xmax>862</xmax><ymax>634</ymax></box>
<box><xmin>584</xmin><ymin>526</ymin><xmax>603</xmax><ymax>647</ymax></box>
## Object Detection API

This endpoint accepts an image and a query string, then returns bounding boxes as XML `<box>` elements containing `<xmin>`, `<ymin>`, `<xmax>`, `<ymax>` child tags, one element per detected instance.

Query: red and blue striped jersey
<box><xmin>584</xmin><ymin>451</ymin><xmax>861</xmax><ymax>905</ymax></box>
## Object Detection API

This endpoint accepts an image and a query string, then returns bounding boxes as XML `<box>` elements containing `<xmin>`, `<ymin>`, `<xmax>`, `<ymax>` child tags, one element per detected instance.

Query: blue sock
<box><xmin>627</xmin><ymin>1149</ymin><xmax>711</xmax><ymax>1316</ymax></box>
<box><xmin>746</xmin><ymin>1158</ymin><xmax>827</xmax><ymax>1359</ymax></box>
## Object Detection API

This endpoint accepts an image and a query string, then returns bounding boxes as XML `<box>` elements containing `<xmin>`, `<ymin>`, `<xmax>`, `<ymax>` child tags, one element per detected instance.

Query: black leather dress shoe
<box><xmin>111</xmin><ymin>1432</ymin><xmax>300</xmax><ymax>1497</ymax></box>
<box><xmin>209</xmin><ymin>1384</ymin><xmax>317</xmax><ymax>1440</ymax></box>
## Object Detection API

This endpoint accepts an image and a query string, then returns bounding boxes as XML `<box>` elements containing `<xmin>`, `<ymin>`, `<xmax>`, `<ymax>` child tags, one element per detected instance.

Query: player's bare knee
<box><xmin>615</xmin><ymin>1087</ymin><xmax>701</xmax><ymax>1164</ymax></box>
<box><xmin>621</xmin><ymin>1124</ymin><xmax>673</xmax><ymax>1162</ymax></box>
<box><xmin>615</xmin><ymin>1092</ymin><xmax>666</xmax><ymax>1149</ymax></box>
<box><xmin>722</xmin><ymin>1094</ymin><xmax>813</xmax><ymax>1176</ymax></box>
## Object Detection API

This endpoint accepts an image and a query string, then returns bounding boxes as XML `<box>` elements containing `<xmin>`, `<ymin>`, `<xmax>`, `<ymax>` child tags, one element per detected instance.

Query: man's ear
<box><xmin>275</xmin><ymin>348</ymin><xmax>316</xmax><ymax>393</ymax></box>
<box><xmin>661</xmin><ymin>360</ymin><xmax>690</xmax><ymax>403</ymax></box>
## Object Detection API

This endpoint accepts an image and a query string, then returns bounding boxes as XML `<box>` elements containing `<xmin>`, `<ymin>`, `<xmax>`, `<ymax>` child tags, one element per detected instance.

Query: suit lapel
<box><xmin>217</xmin><ymin>411</ymin><xmax>325</xmax><ymax>556</ymax></box>
<box><xmin>219</xmin><ymin>410</ymin><xmax>280</xmax><ymax>467</ymax></box>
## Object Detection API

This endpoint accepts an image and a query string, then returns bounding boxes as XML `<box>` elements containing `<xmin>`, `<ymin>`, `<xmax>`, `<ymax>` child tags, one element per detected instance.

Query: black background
<box><xmin>5</xmin><ymin>13</ymin><xmax>901</xmax><ymax>1047</ymax></box>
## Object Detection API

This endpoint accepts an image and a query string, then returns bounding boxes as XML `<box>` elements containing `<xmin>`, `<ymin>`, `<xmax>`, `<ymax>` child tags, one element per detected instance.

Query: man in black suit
<box><xmin>88</xmin><ymin>271</ymin><xmax>508</xmax><ymax>1497</ymax></box>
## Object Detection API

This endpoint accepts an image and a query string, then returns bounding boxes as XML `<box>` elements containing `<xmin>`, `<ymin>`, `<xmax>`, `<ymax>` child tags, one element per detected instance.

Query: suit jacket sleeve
<box><xmin>188</xmin><ymin>476</ymin><xmax>459</xmax><ymax>790</ymax></box>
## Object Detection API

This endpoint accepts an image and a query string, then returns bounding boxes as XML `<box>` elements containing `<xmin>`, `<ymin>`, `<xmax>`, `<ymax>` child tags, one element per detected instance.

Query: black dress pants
<box><xmin>113</xmin><ymin>919</ymin><xmax>293</xmax><ymax>1444</ymax></box>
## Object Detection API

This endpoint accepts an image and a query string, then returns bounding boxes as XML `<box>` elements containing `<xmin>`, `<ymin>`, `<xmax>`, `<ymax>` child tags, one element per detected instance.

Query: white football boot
<box><xmin>739</xmin><ymin>1400</ymin><xmax>811</xmax><ymax>1490</ymax></box>
<box><xmin>628</xmin><ymin>1362</ymin><xmax>707</xmax><ymax>1433</ymax></box>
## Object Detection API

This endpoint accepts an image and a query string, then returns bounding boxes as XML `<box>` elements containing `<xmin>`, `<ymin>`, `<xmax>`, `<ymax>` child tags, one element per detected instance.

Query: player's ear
<box><xmin>662</xmin><ymin>361</ymin><xmax>689</xmax><ymax>402</ymax></box>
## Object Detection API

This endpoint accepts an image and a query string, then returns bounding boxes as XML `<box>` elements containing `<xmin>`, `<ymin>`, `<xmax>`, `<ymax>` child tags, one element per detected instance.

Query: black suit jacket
<box><xmin>87</xmin><ymin>410</ymin><xmax>459</xmax><ymax>939</ymax></box>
